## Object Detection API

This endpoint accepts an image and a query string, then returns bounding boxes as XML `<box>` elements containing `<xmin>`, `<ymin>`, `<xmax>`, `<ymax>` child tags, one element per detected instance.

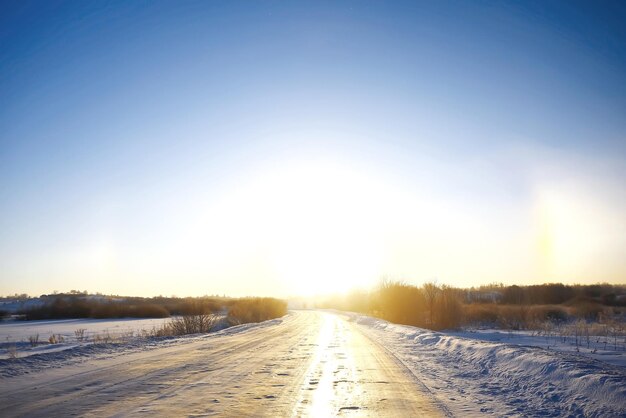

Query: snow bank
<box><xmin>355</xmin><ymin>315</ymin><xmax>626</xmax><ymax>417</ymax></box>
<box><xmin>0</xmin><ymin>334</ymin><xmax>191</xmax><ymax>378</ymax></box>
<box><xmin>0</xmin><ymin>317</ymin><xmax>284</xmax><ymax>378</ymax></box>
<box><xmin>448</xmin><ymin>329</ymin><xmax>626</xmax><ymax>368</ymax></box>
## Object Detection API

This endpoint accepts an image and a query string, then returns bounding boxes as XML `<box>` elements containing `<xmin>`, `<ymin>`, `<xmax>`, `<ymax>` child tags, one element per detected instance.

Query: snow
<box><xmin>351</xmin><ymin>313</ymin><xmax>626</xmax><ymax>417</ymax></box>
<box><xmin>0</xmin><ymin>317</ymin><xmax>173</xmax><ymax>340</ymax></box>
<box><xmin>0</xmin><ymin>298</ymin><xmax>44</xmax><ymax>313</ymax></box>
<box><xmin>1</xmin><ymin>311</ymin><xmax>625</xmax><ymax>417</ymax></box>
<box><xmin>0</xmin><ymin>312</ymin><xmax>445</xmax><ymax>417</ymax></box>
<box><xmin>0</xmin><ymin>316</ymin><xmax>283</xmax><ymax>378</ymax></box>
<box><xmin>448</xmin><ymin>328</ymin><xmax>626</xmax><ymax>368</ymax></box>
<box><xmin>0</xmin><ymin>317</ymin><xmax>173</xmax><ymax>360</ymax></box>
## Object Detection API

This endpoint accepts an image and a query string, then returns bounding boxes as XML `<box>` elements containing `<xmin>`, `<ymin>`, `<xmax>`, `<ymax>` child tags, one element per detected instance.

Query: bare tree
<box><xmin>422</xmin><ymin>281</ymin><xmax>440</xmax><ymax>328</ymax></box>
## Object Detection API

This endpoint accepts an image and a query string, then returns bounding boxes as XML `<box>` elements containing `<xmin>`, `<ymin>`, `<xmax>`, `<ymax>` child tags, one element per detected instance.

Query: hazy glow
<box><xmin>176</xmin><ymin>159</ymin><xmax>386</xmax><ymax>295</ymax></box>
<box><xmin>1</xmin><ymin>2</ymin><xmax>625</xmax><ymax>296</ymax></box>
<box><xmin>532</xmin><ymin>183</ymin><xmax>626</xmax><ymax>282</ymax></box>
<box><xmin>2</xmin><ymin>150</ymin><xmax>624</xmax><ymax>297</ymax></box>
<box><xmin>304</xmin><ymin>314</ymin><xmax>335</xmax><ymax>417</ymax></box>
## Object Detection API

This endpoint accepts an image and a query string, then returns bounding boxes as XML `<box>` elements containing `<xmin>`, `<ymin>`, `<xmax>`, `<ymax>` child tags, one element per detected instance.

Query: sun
<box><xmin>264</xmin><ymin>160</ymin><xmax>385</xmax><ymax>295</ymax></box>
<box><xmin>180</xmin><ymin>157</ymin><xmax>387</xmax><ymax>296</ymax></box>
<box><xmin>224</xmin><ymin>158</ymin><xmax>388</xmax><ymax>296</ymax></box>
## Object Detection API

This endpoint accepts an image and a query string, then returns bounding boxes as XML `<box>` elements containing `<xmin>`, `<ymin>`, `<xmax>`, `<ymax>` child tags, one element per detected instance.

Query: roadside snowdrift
<box><xmin>0</xmin><ymin>317</ymin><xmax>284</xmax><ymax>378</ymax></box>
<box><xmin>355</xmin><ymin>315</ymin><xmax>626</xmax><ymax>417</ymax></box>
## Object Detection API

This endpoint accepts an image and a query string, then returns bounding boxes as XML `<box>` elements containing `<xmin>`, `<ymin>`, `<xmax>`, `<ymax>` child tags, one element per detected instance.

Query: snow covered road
<box><xmin>0</xmin><ymin>311</ymin><xmax>444</xmax><ymax>417</ymax></box>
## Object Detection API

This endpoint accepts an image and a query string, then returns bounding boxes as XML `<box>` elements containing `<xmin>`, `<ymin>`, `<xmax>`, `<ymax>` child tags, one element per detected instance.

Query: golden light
<box><xmin>184</xmin><ymin>158</ymin><xmax>388</xmax><ymax>296</ymax></box>
<box><xmin>266</xmin><ymin>161</ymin><xmax>386</xmax><ymax>295</ymax></box>
<box><xmin>532</xmin><ymin>184</ymin><xmax>621</xmax><ymax>281</ymax></box>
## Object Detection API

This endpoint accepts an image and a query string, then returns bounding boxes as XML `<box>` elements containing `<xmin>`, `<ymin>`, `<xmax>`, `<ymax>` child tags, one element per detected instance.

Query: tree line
<box><xmin>7</xmin><ymin>292</ymin><xmax>287</xmax><ymax>324</ymax></box>
<box><xmin>319</xmin><ymin>281</ymin><xmax>625</xmax><ymax>330</ymax></box>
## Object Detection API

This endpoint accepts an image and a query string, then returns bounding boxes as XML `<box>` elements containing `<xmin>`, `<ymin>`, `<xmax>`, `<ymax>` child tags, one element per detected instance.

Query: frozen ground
<box><xmin>0</xmin><ymin>317</ymin><xmax>173</xmax><ymax>359</ymax></box>
<box><xmin>0</xmin><ymin>311</ymin><xmax>441</xmax><ymax>417</ymax></box>
<box><xmin>447</xmin><ymin>328</ymin><xmax>626</xmax><ymax>368</ymax></box>
<box><xmin>351</xmin><ymin>313</ymin><xmax>626</xmax><ymax>417</ymax></box>
<box><xmin>0</xmin><ymin>311</ymin><xmax>624</xmax><ymax>417</ymax></box>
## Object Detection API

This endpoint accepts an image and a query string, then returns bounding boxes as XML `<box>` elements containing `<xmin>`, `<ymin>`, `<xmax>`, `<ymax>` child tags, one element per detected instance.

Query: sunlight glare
<box><xmin>265</xmin><ymin>160</ymin><xmax>385</xmax><ymax>295</ymax></box>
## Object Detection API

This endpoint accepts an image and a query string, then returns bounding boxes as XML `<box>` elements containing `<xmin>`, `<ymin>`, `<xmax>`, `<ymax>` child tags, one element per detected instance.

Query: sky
<box><xmin>1</xmin><ymin>0</ymin><xmax>625</xmax><ymax>297</ymax></box>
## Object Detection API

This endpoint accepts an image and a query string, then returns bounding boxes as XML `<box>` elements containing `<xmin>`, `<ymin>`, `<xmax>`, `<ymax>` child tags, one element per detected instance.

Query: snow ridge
<box><xmin>355</xmin><ymin>315</ymin><xmax>626</xmax><ymax>417</ymax></box>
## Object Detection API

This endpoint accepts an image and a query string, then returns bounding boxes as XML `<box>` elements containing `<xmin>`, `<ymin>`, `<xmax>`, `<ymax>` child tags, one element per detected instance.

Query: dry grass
<box><xmin>168</xmin><ymin>314</ymin><xmax>220</xmax><ymax>335</ymax></box>
<box><xmin>227</xmin><ymin>298</ymin><xmax>287</xmax><ymax>325</ymax></box>
<box><xmin>28</xmin><ymin>334</ymin><xmax>39</xmax><ymax>347</ymax></box>
<box><xmin>74</xmin><ymin>328</ymin><xmax>86</xmax><ymax>342</ymax></box>
<box><xmin>463</xmin><ymin>303</ymin><xmax>572</xmax><ymax>329</ymax></box>
<box><xmin>7</xmin><ymin>344</ymin><xmax>18</xmax><ymax>359</ymax></box>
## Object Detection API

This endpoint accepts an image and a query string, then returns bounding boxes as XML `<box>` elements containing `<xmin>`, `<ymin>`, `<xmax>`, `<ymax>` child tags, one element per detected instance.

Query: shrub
<box><xmin>433</xmin><ymin>285</ymin><xmax>462</xmax><ymax>329</ymax></box>
<box><xmin>74</xmin><ymin>328</ymin><xmax>86</xmax><ymax>342</ymax></box>
<box><xmin>90</xmin><ymin>303</ymin><xmax>170</xmax><ymax>319</ymax></box>
<box><xmin>19</xmin><ymin>294</ymin><xmax>226</xmax><ymax>320</ymax></box>
<box><xmin>23</xmin><ymin>297</ymin><xmax>91</xmax><ymax>320</ymax></box>
<box><xmin>7</xmin><ymin>344</ymin><xmax>17</xmax><ymax>359</ymax></box>
<box><xmin>227</xmin><ymin>298</ymin><xmax>287</xmax><ymax>324</ymax></box>
<box><xmin>168</xmin><ymin>314</ymin><xmax>220</xmax><ymax>335</ymax></box>
<box><xmin>93</xmin><ymin>332</ymin><xmax>112</xmax><ymax>344</ymax></box>
<box><xmin>174</xmin><ymin>298</ymin><xmax>220</xmax><ymax>316</ymax></box>
<box><xmin>528</xmin><ymin>305</ymin><xmax>570</xmax><ymax>323</ymax></box>
<box><xmin>373</xmin><ymin>280</ymin><xmax>427</xmax><ymax>327</ymax></box>
<box><xmin>568</xmin><ymin>299</ymin><xmax>606</xmax><ymax>320</ymax></box>
<box><xmin>496</xmin><ymin>305</ymin><xmax>531</xmax><ymax>330</ymax></box>
<box><xmin>463</xmin><ymin>304</ymin><xmax>500</xmax><ymax>325</ymax></box>
<box><xmin>370</xmin><ymin>281</ymin><xmax>463</xmax><ymax>330</ymax></box>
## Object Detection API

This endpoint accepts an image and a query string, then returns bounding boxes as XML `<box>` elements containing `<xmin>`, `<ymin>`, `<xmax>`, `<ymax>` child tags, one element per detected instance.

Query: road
<box><xmin>0</xmin><ymin>311</ymin><xmax>445</xmax><ymax>417</ymax></box>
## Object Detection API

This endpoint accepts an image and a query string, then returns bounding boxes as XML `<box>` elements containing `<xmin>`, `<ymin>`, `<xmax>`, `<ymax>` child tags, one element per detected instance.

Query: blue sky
<box><xmin>1</xmin><ymin>1</ymin><xmax>625</xmax><ymax>296</ymax></box>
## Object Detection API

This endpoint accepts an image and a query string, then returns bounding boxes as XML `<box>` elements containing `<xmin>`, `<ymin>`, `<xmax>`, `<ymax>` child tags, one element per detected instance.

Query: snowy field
<box><xmin>447</xmin><ymin>328</ymin><xmax>626</xmax><ymax>368</ymax></box>
<box><xmin>1</xmin><ymin>311</ymin><xmax>625</xmax><ymax>417</ymax></box>
<box><xmin>351</xmin><ymin>313</ymin><xmax>626</xmax><ymax>417</ymax></box>
<box><xmin>0</xmin><ymin>317</ymin><xmax>172</xmax><ymax>359</ymax></box>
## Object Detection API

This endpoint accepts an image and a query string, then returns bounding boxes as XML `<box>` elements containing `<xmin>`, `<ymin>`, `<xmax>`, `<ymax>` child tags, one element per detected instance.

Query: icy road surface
<box><xmin>0</xmin><ymin>311</ymin><xmax>444</xmax><ymax>417</ymax></box>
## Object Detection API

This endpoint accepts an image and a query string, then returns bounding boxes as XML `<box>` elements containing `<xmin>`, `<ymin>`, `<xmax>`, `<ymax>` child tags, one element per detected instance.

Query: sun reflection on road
<box><xmin>308</xmin><ymin>315</ymin><xmax>335</xmax><ymax>417</ymax></box>
<box><xmin>292</xmin><ymin>313</ymin><xmax>364</xmax><ymax>417</ymax></box>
